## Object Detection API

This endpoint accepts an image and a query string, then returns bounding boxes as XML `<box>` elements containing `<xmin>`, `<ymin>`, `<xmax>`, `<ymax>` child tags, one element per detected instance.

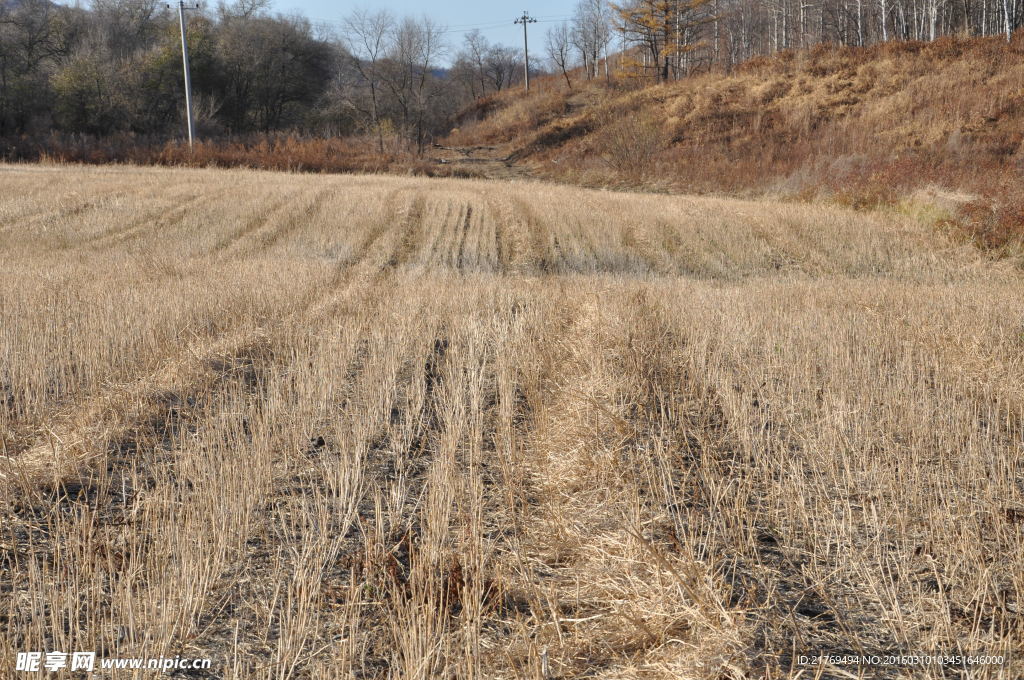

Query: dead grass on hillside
<box><xmin>448</xmin><ymin>34</ymin><xmax>1024</xmax><ymax>250</ymax></box>
<box><xmin>1</xmin><ymin>165</ymin><xmax>1022</xmax><ymax>679</ymax></box>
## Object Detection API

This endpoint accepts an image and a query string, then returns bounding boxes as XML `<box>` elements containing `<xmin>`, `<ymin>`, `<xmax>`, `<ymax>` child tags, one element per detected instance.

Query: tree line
<box><xmin>1</xmin><ymin>0</ymin><xmax>331</xmax><ymax>138</ymax></box>
<box><xmin>2</xmin><ymin>0</ymin><xmax>1021</xmax><ymax>148</ymax></box>
<box><xmin>0</xmin><ymin>0</ymin><xmax>514</xmax><ymax>149</ymax></box>
<box><xmin>551</xmin><ymin>0</ymin><xmax>1023</xmax><ymax>84</ymax></box>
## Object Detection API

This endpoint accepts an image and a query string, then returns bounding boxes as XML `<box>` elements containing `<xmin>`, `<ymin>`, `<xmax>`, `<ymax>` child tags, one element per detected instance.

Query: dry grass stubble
<box><xmin>0</xmin><ymin>164</ymin><xmax>1021</xmax><ymax>678</ymax></box>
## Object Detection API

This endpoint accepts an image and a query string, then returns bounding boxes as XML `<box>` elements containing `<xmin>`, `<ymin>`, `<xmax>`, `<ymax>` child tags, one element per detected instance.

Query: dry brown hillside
<box><xmin>448</xmin><ymin>35</ymin><xmax>1024</xmax><ymax>251</ymax></box>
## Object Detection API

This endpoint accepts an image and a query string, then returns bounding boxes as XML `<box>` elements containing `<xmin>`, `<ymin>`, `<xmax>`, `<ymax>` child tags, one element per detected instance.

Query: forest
<box><xmin>2</xmin><ymin>0</ymin><xmax>1023</xmax><ymax>153</ymax></box>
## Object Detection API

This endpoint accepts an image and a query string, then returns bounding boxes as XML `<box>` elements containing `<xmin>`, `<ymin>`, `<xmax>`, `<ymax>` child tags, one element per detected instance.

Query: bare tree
<box><xmin>484</xmin><ymin>44</ymin><xmax>523</xmax><ymax>91</ymax></box>
<box><xmin>216</xmin><ymin>0</ymin><xmax>271</xmax><ymax>21</ymax></box>
<box><xmin>462</xmin><ymin>29</ymin><xmax>490</xmax><ymax>97</ymax></box>
<box><xmin>546</xmin><ymin>22</ymin><xmax>575</xmax><ymax>89</ymax></box>
<box><xmin>382</xmin><ymin>16</ymin><xmax>446</xmax><ymax>154</ymax></box>
<box><xmin>573</xmin><ymin>0</ymin><xmax>612</xmax><ymax>79</ymax></box>
<box><xmin>89</xmin><ymin>0</ymin><xmax>165</xmax><ymax>57</ymax></box>
<box><xmin>0</xmin><ymin>0</ymin><xmax>73</xmax><ymax>134</ymax></box>
<box><xmin>342</xmin><ymin>8</ymin><xmax>394</xmax><ymax>153</ymax></box>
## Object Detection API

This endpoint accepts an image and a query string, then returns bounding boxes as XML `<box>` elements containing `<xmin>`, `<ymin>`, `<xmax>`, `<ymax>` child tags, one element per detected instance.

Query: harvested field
<box><xmin>0</xmin><ymin>164</ymin><xmax>1022</xmax><ymax>679</ymax></box>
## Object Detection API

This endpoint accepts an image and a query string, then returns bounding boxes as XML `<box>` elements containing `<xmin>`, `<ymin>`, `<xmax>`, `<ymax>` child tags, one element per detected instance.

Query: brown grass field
<box><xmin>0</xmin><ymin>164</ymin><xmax>1022</xmax><ymax>679</ymax></box>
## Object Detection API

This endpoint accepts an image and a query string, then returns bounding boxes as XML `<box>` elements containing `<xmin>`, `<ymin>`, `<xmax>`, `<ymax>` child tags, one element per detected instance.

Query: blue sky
<box><xmin>273</xmin><ymin>0</ymin><xmax>579</xmax><ymax>57</ymax></box>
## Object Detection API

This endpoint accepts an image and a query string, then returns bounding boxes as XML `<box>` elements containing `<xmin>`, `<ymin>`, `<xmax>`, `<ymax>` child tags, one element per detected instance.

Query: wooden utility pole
<box><xmin>514</xmin><ymin>11</ymin><xmax>537</xmax><ymax>91</ymax></box>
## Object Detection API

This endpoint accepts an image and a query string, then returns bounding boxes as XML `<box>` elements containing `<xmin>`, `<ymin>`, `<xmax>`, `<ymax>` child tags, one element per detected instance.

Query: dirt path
<box><xmin>429</xmin><ymin>143</ymin><xmax>533</xmax><ymax>181</ymax></box>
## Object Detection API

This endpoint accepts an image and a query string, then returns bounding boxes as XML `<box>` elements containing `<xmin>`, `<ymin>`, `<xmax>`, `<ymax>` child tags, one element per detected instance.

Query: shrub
<box><xmin>595</xmin><ymin>113</ymin><xmax>664</xmax><ymax>179</ymax></box>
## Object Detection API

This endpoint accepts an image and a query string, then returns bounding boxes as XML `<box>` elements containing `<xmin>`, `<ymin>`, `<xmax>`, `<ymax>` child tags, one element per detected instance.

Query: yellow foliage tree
<box><xmin>611</xmin><ymin>0</ymin><xmax>715</xmax><ymax>82</ymax></box>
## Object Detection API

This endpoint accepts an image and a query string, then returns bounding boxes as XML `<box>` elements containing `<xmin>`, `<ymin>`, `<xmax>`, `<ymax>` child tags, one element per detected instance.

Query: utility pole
<box><xmin>514</xmin><ymin>11</ymin><xmax>537</xmax><ymax>92</ymax></box>
<box><xmin>173</xmin><ymin>1</ymin><xmax>199</xmax><ymax>149</ymax></box>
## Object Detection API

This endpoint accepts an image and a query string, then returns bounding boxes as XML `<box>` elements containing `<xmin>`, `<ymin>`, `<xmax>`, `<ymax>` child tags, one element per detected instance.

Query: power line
<box><xmin>304</xmin><ymin>14</ymin><xmax>572</xmax><ymax>37</ymax></box>
<box><xmin>442</xmin><ymin>22</ymin><xmax>515</xmax><ymax>34</ymax></box>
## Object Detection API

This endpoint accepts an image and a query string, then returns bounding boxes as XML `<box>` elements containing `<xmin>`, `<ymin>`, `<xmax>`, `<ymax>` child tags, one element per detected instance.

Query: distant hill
<box><xmin>447</xmin><ymin>33</ymin><xmax>1024</xmax><ymax>249</ymax></box>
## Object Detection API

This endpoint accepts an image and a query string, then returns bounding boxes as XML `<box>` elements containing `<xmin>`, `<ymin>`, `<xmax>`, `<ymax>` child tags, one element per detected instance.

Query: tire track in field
<box><xmin>454</xmin><ymin>203</ymin><xmax>473</xmax><ymax>270</ymax></box>
<box><xmin>512</xmin><ymin>195</ymin><xmax>552</xmax><ymax>273</ymax></box>
<box><xmin>499</xmin><ymin>286</ymin><xmax>814</xmax><ymax>676</ymax></box>
<box><xmin>428</xmin><ymin>199</ymin><xmax>460</xmax><ymax>269</ymax></box>
<box><xmin>422</xmin><ymin>199</ymin><xmax>463</xmax><ymax>270</ymax></box>
<box><xmin>1</xmin><ymin>185</ymin><xmax>465</xmax><ymax>491</ymax></box>
<box><xmin>227</xmin><ymin>186</ymin><xmax>338</xmax><ymax>257</ymax></box>
<box><xmin>489</xmin><ymin>193</ymin><xmax>565</xmax><ymax>275</ymax></box>
<box><xmin>462</xmin><ymin>194</ymin><xmax>498</xmax><ymax>272</ymax></box>
<box><xmin>614</xmin><ymin>290</ymin><xmax>899</xmax><ymax>675</ymax></box>
<box><xmin>513</xmin><ymin>195</ymin><xmax>563</xmax><ymax>274</ymax></box>
<box><xmin>484</xmin><ymin>193</ymin><xmax>532</xmax><ymax>275</ymax></box>
<box><xmin>0</xmin><ymin>173</ymin><xmax>66</xmax><ymax>228</ymax></box>
<box><xmin>498</xmin><ymin>290</ymin><xmax>630</xmax><ymax>672</ymax></box>
<box><xmin>83</xmin><ymin>188</ymin><xmax>232</xmax><ymax>249</ymax></box>
<box><xmin>303</xmin><ymin>190</ymin><xmax>419</xmax><ymax>319</ymax></box>
<box><xmin>485</xmin><ymin>196</ymin><xmax>505</xmax><ymax>270</ymax></box>
<box><xmin>452</xmin><ymin>195</ymin><xmax>489</xmax><ymax>273</ymax></box>
<box><xmin>207</xmin><ymin>192</ymin><xmax>307</xmax><ymax>255</ymax></box>
<box><xmin>212</xmin><ymin>189</ymin><xmax>314</xmax><ymax>257</ymax></box>
<box><xmin>0</xmin><ymin>187</ymin><xmax>134</xmax><ymax>234</ymax></box>
<box><xmin>559</xmin><ymin>193</ymin><xmax>613</xmax><ymax>273</ymax></box>
<box><xmin>385</xmin><ymin>193</ymin><xmax>427</xmax><ymax>269</ymax></box>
